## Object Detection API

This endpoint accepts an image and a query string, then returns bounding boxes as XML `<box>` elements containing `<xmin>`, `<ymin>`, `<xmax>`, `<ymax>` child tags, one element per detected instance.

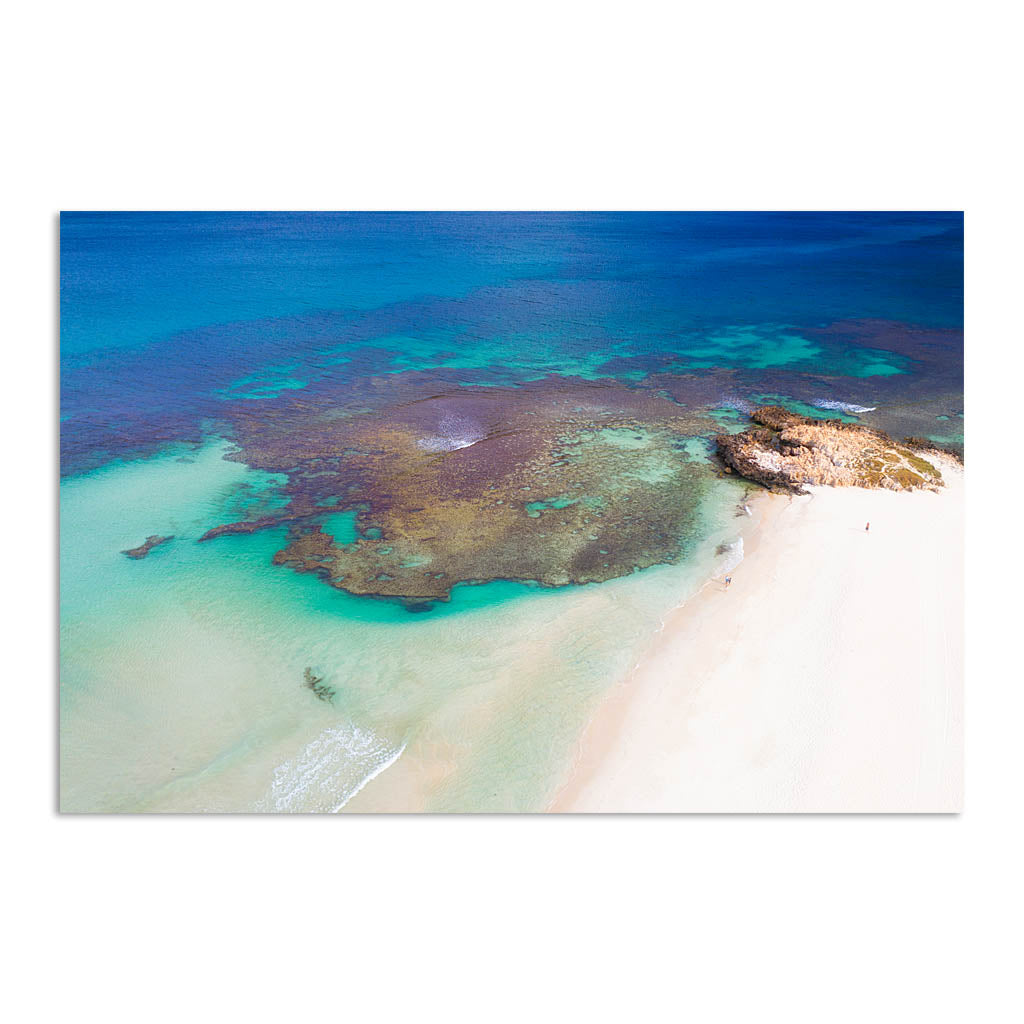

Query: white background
<box><xmin>4</xmin><ymin>2</ymin><xmax>1021</xmax><ymax>1021</ymax></box>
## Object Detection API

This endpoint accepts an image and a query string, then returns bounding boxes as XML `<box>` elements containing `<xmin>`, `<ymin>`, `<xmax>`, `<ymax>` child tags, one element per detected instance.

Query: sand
<box><xmin>551</xmin><ymin>456</ymin><xmax>964</xmax><ymax>812</ymax></box>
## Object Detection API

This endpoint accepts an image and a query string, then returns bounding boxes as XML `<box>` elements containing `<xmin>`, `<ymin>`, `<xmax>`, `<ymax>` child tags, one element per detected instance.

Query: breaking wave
<box><xmin>416</xmin><ymin>412</ymin><xmax>486</xmax><ymax>453</ymax></box>
<box><xmin>813</xmin><ymin>399</ymin><xmax>877</xmax><ymax>414</ymax></box>
<box><xmin>718</xmin><ymin>396</ymin><xmax>755</xmax><ymax>413</ymax></box>
<box><xmin>262</xmin><ymin>722</ymin><xmax>406</xmax><ymax>813</ymax></box>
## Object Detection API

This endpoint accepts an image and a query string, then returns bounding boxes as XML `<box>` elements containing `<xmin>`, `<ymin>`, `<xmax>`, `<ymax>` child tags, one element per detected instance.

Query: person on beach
<box><xmin>865</xmin><ymin>522</ymin><xmax>870</xmax><ymax>532</ymax></box>
<box><xmin>724</xmin><ymin>576</ymin><xmax>732</xmax><ymax>588</ymax></box>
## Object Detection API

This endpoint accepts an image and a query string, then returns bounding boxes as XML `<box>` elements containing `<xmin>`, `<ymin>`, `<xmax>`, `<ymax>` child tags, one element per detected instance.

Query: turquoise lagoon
<box><xmin>60</xmin><ymin>438</ymin><xmax>750</xmax><ymax>811</ymax></box>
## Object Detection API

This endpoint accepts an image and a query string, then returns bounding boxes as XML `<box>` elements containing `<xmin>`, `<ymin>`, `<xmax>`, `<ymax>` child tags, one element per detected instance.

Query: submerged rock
<box><xmin>121</xmin><ymin>535</ymin><xmax>174</xmax><ymax>559</ymax></box>
<box><xmin>715</xmin><ymin>406</ymin><xmax>943</xmax><ymax>495</ymax></box>
<box><xmin>303</xmin><ymin>667</ymin><xmax>336</xmax><ymax>703</ymax></box>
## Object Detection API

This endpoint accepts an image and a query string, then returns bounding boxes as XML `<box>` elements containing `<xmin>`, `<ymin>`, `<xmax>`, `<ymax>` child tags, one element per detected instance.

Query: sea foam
<box><xmin>263</xmin><ymin>722</ymin><xmax>406</xmax><ymax>812</ymax></box>
<box><xmin>416</xmin><ymin>412</ymin><xmax>485</xmax><ymax>453</ymax></box>
<box><xmin>813</xmin><ymin>399</ymin><xmax>877</xmax><ymax>414</ymax></box>
<box><xmin>718</xmin><ymin>396</ymin><xmax>755</xmax><ymax>413</ymax></box>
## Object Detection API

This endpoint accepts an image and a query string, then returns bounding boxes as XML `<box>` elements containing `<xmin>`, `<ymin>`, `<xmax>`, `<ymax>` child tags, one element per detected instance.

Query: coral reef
<box><xmin>200</xmin><ymin>378</ymin><xmax>716</xmax><ymax>602</ymax></box>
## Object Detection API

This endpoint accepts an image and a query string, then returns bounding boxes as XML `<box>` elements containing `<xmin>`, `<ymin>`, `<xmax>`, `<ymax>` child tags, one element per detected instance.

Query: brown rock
<box><xmin>716</xmin><ymin>407</ymin><xmax>943</xmax><ymax>494</ymax></box>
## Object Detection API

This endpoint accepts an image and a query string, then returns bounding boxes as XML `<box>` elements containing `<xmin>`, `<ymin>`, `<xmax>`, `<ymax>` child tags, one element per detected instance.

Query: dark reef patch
<box><xmin>199</xmin><ymin>377</ymin><xmax>721</xmax><ymax>601</ymax></box>
<box><xmin>303</xmin><ymin>667</ymin><xmax>336</xmax><ymax>703</ymax></box>
<box><xmin>121</xmin><ymin>535</ymin><xmax>174</xmax><ymax>559</ymax></box>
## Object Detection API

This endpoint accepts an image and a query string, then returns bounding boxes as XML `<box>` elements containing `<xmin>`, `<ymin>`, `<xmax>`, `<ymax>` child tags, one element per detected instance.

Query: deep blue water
<box><xmin>61</xmin><ymin>212</ymin><xmax>963</xmax><ymax>353</ymax></box>
<box><xmin>60</xmin><ymin>211</ymin><xmax>963</xmax><ymax>474</ymax></box>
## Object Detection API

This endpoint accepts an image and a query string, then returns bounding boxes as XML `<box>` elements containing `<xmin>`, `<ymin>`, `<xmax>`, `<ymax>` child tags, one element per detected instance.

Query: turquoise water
<box><xmin>321</xmin><ymin>510</ymin><xmax>361</xmax><ymax>545</ymax></box>
<box><xmin>60</xmin><ymin>439</ymin><xmax>749</xmax><ymax>811</ymax></box>
<box><xmin>59</xmin><ymin>213</ymin><xmax>963</xmax><ymax>812</ymax></box>
<box><xmin>751</xmin><ymin>395</ymin><xmax>861</xmax><ymax>423</ymax></box>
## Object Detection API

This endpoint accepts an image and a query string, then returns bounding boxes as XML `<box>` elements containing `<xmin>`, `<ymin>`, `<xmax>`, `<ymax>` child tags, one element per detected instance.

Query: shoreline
<box><xmin>549</xmin><ymin>456</ymin><xmax>964</xmax><ymax>812</ymax></box>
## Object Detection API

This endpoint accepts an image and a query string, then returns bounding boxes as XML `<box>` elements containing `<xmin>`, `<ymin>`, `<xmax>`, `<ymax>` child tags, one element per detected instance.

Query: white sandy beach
<box><xmin>552</xmin><ymin>456</ymin><xmax>964</xmax><ymax>812</ymax></box>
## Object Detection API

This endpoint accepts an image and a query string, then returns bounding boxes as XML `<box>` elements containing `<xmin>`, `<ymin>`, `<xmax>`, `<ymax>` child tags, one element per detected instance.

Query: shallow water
<box><xmin>60</xmin><ymin>439</ymin><xmax>750</xmax><ymax>811</ymax></box>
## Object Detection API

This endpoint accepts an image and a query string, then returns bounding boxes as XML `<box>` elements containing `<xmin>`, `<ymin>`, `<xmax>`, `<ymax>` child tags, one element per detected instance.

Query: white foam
<box><xmin>416</xmin><ymin>412</ymin><xmax>485</xmax><ymax>453</ymax></box>
<box><xmin>719</xmin><ymin>396</ymin><xmax>754</xmax><ymax>413</ymax></box>
<box><xmin>813</xmin><ymin>399</ymin><xmax>877</xmax><ymax>414</ymax></box>
<box><xmin>263</xmin><ymin>722</ymin><xmax>406</xmax><ymax>813</ymax></box>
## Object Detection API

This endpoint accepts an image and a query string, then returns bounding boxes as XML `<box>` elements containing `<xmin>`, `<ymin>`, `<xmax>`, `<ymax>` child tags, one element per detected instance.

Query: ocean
<box><xmin>59</xmin><ymin>212</ymin><xmax>964</xmax><ymax>811</ymax></box>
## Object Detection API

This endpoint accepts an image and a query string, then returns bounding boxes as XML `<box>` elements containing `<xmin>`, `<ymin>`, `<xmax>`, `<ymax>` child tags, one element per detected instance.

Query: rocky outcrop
<box><xmin>121</xmin><ymin>535</ymin><xmax>174</xmax><ymax>559</ymax></box>
<box><xmin>716</xmin><ymin>406</ymin><xmax>943</xmax><ymax>495</ymax></box>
